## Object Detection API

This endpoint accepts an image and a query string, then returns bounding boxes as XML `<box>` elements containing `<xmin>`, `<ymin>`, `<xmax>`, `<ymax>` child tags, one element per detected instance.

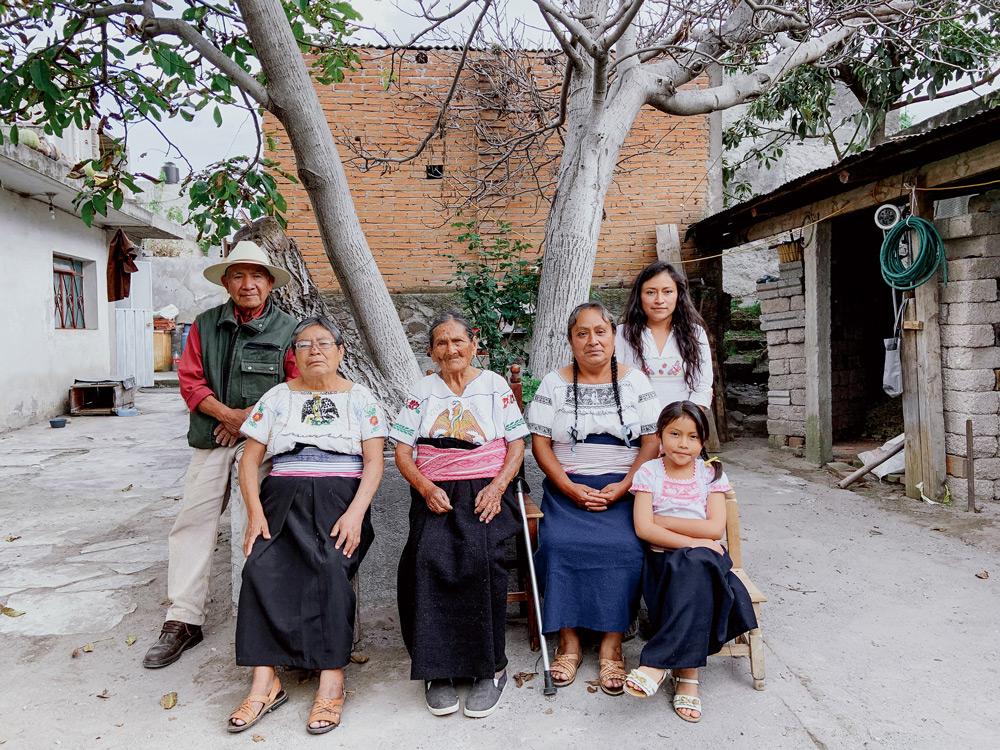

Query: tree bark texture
<box><xmin>233</xmin><ymin>218</ymin><xmax>403</xmax><ymax>409</ymax></box>
<box><xmin>236</xmin><ymin>0</ymin><xmax>420</xmax><ymax>407</ymax></box>
<box><xmin>529</xmin><ymin>64</ymin><xmax>644</xmax><ymax>376</ymax></box>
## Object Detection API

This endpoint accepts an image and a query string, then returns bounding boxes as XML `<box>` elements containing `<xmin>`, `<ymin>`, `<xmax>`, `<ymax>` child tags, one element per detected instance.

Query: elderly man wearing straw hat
<box><xmin>144</xmin><ymin>241</ymin><xmax>299</xmax><ymax>669</ymax></box>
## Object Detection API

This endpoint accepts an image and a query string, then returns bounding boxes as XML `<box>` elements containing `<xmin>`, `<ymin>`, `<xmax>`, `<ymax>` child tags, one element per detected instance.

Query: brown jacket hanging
<box><xmin>107</xmin><ymin>228</ymin><xmax>139</xmax><ymax>302</ymax></box>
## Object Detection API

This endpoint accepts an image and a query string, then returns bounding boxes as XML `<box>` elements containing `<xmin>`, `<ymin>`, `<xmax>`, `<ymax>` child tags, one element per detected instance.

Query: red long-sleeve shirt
<box><xmin>178</xmin><ymin>316</ymin><xmax>299</xmax><ymax>413</ymax></box>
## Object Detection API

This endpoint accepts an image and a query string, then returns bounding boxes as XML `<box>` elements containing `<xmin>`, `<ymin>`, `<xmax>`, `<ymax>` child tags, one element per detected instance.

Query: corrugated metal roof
<box><xmin>688</xmin><ymin>100</ymin><xmax>1000</xmax><ymax>250</ymax></box>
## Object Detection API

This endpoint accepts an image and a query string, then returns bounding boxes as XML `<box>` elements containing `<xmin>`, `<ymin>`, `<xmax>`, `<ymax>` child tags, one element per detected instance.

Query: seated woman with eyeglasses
<box><xmin>227</xmin><ymin>315</ymin><xmax>386</xmax><ymax>736</ymax></box>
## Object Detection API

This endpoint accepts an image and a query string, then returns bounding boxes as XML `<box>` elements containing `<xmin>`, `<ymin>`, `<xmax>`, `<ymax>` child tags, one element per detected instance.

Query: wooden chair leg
<box><xmin>748</xmin><ymin>603</ymin><xmax>765</xmax><ymax>690</ymax></box>
<box><xmin>526</xmin><ymin>574</ymin><xmax>541</xmax><ymax>652</ymax></box>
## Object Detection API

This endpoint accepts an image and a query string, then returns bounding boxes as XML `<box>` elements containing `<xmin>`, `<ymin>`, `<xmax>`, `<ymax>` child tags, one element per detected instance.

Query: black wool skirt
<box><xmin>639</xmin><ymin>545</ymin><xmax>758</xmax><ymax>670</ymax></box>
<box><xmin>236</xmin><ymin>475</ymin><xmax>374</xmax><ymax>670</ymax></box>
<box><xmin>397</xmin><ymin>472</ymin><xmax>519</xmax><ymax>681</ymax></box>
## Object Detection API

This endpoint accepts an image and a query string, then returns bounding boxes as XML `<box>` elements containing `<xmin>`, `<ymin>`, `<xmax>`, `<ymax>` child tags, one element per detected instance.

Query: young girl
<box><xmin>615</xmin><ymin>262</ymin><xmax>714</xmax><ymax>410</ymax></box>
<box><xmin>623</xmin><ymin>401</ymin><xmax>757</xmax><ymax>723</ymax></box>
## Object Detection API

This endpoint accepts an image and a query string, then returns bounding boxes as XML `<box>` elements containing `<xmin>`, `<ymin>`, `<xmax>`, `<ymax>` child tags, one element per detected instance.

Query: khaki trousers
<box><xmin>165</xmin><ymin>444</ymin><xmax>270</xmax><ymax>626</ymax></box>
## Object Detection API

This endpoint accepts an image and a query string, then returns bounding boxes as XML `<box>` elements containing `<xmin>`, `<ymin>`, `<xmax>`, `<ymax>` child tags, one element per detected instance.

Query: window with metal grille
<box><xmin>53</xmin><ymin>255</ymin><xmax>85</xmax><ymax>329</ymax></box>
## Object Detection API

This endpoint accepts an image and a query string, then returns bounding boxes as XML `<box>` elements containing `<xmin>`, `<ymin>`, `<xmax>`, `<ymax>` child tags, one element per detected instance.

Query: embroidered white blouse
<box><xmin>614</xmin><ymin>326</ymin><xmax>713</xmax><ymax>409</ymax></box>
<box><xmin>389</xmin><ymin>370</ymin><xmax>529</xmax><ymax>446</ymax></box>
<box><xmin>526</xmin><ymin>368</ymin><xmax>659</xmax><ymax>445</ymax></box>
<box><xmin>240</xmin><ymin>382</ymin><xmax>387</xmax><ymax>456</ymax></box>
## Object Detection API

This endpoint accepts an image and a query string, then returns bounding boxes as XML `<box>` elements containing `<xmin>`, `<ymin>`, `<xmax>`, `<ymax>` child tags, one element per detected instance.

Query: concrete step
<box><xmin>725</xmin><ymin>331</ymin><xmax>768</xmax><ymax>353</ymax></box>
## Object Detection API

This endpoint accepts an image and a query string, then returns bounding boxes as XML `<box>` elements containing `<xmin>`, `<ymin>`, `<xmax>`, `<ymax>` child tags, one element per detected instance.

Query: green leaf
<box><xmin>9</xmin><ymin>124</ymin><xmax>18</xmax><ymax>146</ymax></box>
<box><xmin>80</xmin><ymin>201</ymin><xmax>94</xmax><ymax>227</ymax></box>
<box><xmin>213</xmin><ymin>105</ymin><xmax>222</xmax><ymax>127</ymax></box>
<box><xmin>112</xmin><ymin>189</ymin><xmax>124</xmax><ymax>211</ymax></box>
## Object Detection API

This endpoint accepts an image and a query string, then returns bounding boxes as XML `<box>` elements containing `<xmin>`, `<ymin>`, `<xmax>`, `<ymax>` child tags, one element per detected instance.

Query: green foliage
<box><xmin>0</xmin><ymin>0</ymin><xmax>361</xmax><ymax>245</ymax></box>
<box><xmin>446</xmin><ymin>219</ymin><xmax>540</xmax><ymax>377</ymax></box>
<box><xmin>721</xmin><ymin>3</ymin><xmax>1000</xmax><ymax>205</ymax></box>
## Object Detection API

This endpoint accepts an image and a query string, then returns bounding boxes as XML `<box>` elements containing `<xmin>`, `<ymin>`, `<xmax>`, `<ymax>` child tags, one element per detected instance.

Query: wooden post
<box><xmin>900</xmin><ymin>293</ymin><xmax>922</xmax><ymax>499</ymax></box>
<box><xmin>967</xmin><ymin>419</ymin><xmax>976</xmax><ymax>512</ymax></box>
<box><xmin>656</xmin><ymin>224</ymin><xmax>684</xmax><ymax>275</ymax></box>
<box><xmin>804</xmin><ymin>221</ymin><xmax>833</xmax><ymax>465</ymax></box>
<box><xmin>910</xmin><ymin>188</ymin><xmax>947</xmax><ymax>500</ymax></box>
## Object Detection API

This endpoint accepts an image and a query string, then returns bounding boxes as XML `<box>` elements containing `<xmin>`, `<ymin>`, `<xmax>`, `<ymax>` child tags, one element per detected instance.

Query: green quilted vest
<box><xmin>187</xmin><ymin>298</ymin><xmax>298</xmax><ymax>449</ymax></box>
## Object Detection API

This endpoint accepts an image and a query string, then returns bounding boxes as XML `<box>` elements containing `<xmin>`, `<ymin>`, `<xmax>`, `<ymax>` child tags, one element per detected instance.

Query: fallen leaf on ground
<box><xmin>544</xmin><ymin>708</ymin><xmax>553</xmax><ymax>714</ymax></box>
<box><xmin>584</xmin><ymin>680</ymin><xmax>600</xmax><ymax>686</ymax></box>
<box><xmin>349</xmin><ymin>653</ymin><xmax>369</xmax><ymax>664</ymax></box>
<box><xmin>587</xmin><ymin>686</ymin><xmax>598</xmax><ymax>693</ymax></box>
<box><xmin>82</xmin><ymin>643</ymin><xmax>94</xmax><ymax>653</ymax></box>
<box><xmin>125</xmin><ymin>635</ymin><xmax>136</xmax><ymax>646</ymax></box>
<box><xmin>513</xmin><ymin>672</ymin><xmax>537</xmax><ymax>688</ymax></box>
<box><xmin>114</xmin><ymin>724</ymin><xmax>123</xmax><ymax>728</ymax></box>
<box><xmin>96</xmin><ymin>689</ymin><xmax>111</xmax><ymax>699</ymax></box>
<box><xmin>5</xmin><ymin>535</ymin><xmax>20</xmax><ymax>542</ymax></box>
<box><xmin>381</xmin><ymin>625</ymin><xmax>394</xmax><ymax>631</ymax></box>
<box><xmin>160</xmin><ymin>692</ymin><xmax>177</xmax><ymax>710</ymax></box>
<box><xmin>252</xmin><ymin>735</ymin><xmax>265</xmax><ymax>743</ymax></box>
<box><xmin>71</xmin><ymin>648</ymin><xmax>80</xmax><ymax>658</ymax></box>
<box><xmin>976</xmin><ymin>571</ymin><xmax>989</xmax><ymax>580</ymax></box>
<box><xmin>121</xmin><ymin>484</ymin><xmax>133</xmax><ymax>492</ymax></box>
<box><xmin>932</xmin><ymin>527</ymin><xmax>947</xmax><ymax>532</ymax></box>
<box><xmin>344</xmin><ymin>690</ymin><xmax>355</xmax><ymax>696</ymax></box>
<box><xmin>1</xmin><ymin>605</ymin><xmax>25</xmax><ymax>618</ymax></box>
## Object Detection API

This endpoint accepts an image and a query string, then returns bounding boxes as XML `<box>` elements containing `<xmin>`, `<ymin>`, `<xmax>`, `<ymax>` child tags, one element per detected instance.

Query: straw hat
<box><xmin>203</xmin><ymin>241</ymin><xmax>291</xmax><ymax>289</ymax></box>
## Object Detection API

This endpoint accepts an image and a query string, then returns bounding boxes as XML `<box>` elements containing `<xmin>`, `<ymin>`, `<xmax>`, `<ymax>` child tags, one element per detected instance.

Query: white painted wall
<box><xmin>0</xmin><ymin>191</ymin><xmax>115</xmax><ymax>431</ymax></box>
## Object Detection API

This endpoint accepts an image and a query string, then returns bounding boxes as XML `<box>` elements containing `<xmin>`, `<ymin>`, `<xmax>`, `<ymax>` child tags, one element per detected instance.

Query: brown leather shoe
<box><xmin>142</xmin><ymin>620</ymin><xmax>203</xmax><ymax>669</ymax></box>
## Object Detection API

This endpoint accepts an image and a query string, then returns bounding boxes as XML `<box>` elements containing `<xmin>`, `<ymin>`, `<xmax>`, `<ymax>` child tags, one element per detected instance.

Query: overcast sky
<box><xmin>127</xmin><ymin>1</ymin><xmax>995</xmax><ymax>180</ymax></box>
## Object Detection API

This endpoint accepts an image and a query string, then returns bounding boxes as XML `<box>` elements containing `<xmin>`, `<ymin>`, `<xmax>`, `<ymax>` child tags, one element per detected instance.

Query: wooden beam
<box><xmin>911</xmin><ymin>187</ymin><xmax>947</xmax><ymax>500</ymax></box>
<box><xmin>723</xmin><ymin>139</ymin><xmax>1000</xmax><ymax>249</ymax></box>
<box><xmin>900</xmin><ymin>294</ymin><xmax>922</xmax><ymax>499</ymax></box>
<box><xmin>804</xmin><ymin>221</ymin><xmax>832</xmax><ymax>465</ymax></box>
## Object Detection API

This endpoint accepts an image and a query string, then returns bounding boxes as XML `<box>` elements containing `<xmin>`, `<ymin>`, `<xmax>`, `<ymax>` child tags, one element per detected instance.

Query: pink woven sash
<box><xmin>415</xmin><ymin>438</ymin><xmax>507</xmax><ymax>481</ymax></box>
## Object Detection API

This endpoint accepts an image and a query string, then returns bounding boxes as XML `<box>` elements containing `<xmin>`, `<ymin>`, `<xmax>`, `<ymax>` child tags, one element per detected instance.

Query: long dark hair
<box><xmin>621</xmin><ymin>261</ymin><xmax>707</xmax><ymax>392</ymax></box>
<box><xmin>566</xmin><ymin>301</ymin><xmax>623</xmax><ymax>440</ymax></box>
<box><xmin>656</xmin><ymin>400</ymin><xmax>722</xmax><ymax>482</ymax></box>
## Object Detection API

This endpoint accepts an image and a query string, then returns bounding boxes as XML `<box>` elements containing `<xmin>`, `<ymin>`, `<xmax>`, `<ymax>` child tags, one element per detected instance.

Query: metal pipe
<box><xmin>514</xmin><ymin>476</ymin><xmax>556</xmax><ymax>696</ymax></box>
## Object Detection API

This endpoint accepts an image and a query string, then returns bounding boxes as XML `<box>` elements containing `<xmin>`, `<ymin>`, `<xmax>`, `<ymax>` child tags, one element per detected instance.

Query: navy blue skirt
<box><xmin>534</xmin><ymin>472</ymin><xmax>643</xmax><ymax>634</ymax></box>
<box><xmin>639</xmin><ymin>545</ymin><xmax>758</xmax><ymax>669</ymax></box>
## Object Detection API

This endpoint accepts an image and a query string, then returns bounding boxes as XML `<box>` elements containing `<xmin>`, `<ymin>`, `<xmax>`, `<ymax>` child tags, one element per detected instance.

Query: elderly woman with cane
<box><xmin>228</xmin><ymin>315</ymin><xmax>386</xmax><ymax>735</ymax></box>
<box><xmin>391</xmin><ymin>312</ymin><xmax>529</xmax><ymax>719</ymax></box>
<box><xmin>527</xmin><ymin>301</ymin><xmax>660</xmax><ymax>695</ymax></box>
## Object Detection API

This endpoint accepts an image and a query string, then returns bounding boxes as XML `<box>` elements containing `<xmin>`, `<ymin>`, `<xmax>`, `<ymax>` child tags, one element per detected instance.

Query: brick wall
<box><xmin>935</xmin><ymin>212</ymin><xmax>1000</xmax><ymax>505</ymax></box>
<box><xmin>263</xmin><ymin>48</ymin><xmax>711</xmax><ymax>293</ymax></box>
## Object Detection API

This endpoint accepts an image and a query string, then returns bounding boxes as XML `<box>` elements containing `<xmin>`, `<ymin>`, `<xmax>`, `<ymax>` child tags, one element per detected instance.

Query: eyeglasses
<box><xmin>294</xmin><ymin>339</ymin><xmax>338</xmax><ymax>351</ymax></box>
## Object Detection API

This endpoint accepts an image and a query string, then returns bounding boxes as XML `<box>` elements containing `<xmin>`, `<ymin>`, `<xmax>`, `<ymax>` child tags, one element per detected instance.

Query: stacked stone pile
<box><xmin>757</xmin><ymin>261</ymin><xmax>807</xmax><ymax>446</ymax></box>
<box><xmin>936</xmin><ymin>212</ymin><xmax>1000</xmax><ymax>504</ymax></box>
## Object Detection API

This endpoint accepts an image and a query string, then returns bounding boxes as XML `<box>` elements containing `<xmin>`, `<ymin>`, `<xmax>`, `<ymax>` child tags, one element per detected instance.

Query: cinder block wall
<box><xmin>264</xmin><ymin>48</ymin><xmax>712</xmax><ymax>293</ymax></box>
<box><xmin>936</xmin><ymin>212</ymin><xmax>1000</xmax><ymax>504</ymax></box>
<box><xmin>758</xmin><ymin>260</ymin><xmax>807</xmax><ymax>444</ymax></box>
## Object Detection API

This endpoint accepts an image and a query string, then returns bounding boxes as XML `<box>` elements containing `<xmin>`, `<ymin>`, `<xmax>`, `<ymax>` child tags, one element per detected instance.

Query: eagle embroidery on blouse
<box><xmin>301</xmin><ymin>395</ymin><xmax>339</xmax><ymax>426</ymax></box>
<box><xmin>429</xmin><ymin>403</ymin><xmax>486</xmax><ymax>443</ymax></box>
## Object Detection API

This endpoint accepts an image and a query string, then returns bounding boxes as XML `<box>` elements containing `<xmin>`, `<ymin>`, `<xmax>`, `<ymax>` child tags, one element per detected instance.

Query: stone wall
<box><xmin>757</xmin><ymin>260</ymin><xmax>806</xmax><ymax>445</ymax></box>
<box><xmin>935</xmin><ymin>212</ymin><xmax>1000</xmax><ymax>505</ymax></box>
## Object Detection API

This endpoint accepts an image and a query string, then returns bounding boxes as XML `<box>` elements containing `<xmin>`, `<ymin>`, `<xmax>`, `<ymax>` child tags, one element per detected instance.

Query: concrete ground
<box><xmin>1</xmin><ymin>389</ymin><xmax>998</xmax><ymax>749</ymax></box>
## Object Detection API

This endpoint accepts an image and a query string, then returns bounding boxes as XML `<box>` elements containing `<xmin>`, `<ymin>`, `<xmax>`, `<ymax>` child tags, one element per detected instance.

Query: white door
<box><xmin>115</xmin><ymin>260</ymin><xmax>154</xmax><ymax>387</ymax></box>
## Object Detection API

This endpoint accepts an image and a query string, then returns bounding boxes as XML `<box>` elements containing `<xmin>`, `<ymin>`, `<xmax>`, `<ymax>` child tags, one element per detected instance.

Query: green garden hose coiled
<box><xmin>879</xmin><ymin>217</ymin><xmax>947</xmax><ymax>290</ymax></box>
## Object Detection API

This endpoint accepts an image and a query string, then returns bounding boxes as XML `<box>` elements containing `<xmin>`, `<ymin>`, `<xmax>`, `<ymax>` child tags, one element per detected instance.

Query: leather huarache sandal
<box><xmin>598</xmin><ymin>658</ymin><xmax>627</xmax><ymax>696</ymax></box>
<box><xmin>550</xmin><ymin>651</ymin><xmax>583</xmax><ymax>687</ymax></box>
<box><xmin>307</xmin><ymin>695</ymin><xmax>344</xmax><ymax>734</ymax></box>
<box><xmin>623</xmin><ymin>667</ymin><xmax>667</xmax><ymax>698</ymax></box>
<box><xmin>671</xmin><ymin>675</ymin><xmax>702</xmax><ymax>723</ymax></box>
<box><xmin>227</xmin><ymin>677</ymin><xmax>288</xmax><ymax>733</ymax></box>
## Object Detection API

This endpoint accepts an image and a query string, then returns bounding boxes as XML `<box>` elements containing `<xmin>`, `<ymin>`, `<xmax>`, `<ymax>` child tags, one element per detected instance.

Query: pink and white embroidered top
<box><xmin>630</xmin><ymin>457</ymin><xmax>732</xmax><ymax>521</ymax></box>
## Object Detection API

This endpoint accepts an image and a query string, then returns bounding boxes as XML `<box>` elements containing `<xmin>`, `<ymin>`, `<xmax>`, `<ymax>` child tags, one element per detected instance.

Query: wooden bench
<box><xmin>716</xmin><ymin>490</ymin><xmax>767</xmax><ymax>690</ymax></box>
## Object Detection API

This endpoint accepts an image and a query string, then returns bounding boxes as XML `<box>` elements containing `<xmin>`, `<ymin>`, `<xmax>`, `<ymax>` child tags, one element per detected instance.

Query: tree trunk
<box><xmin>528</xmin><ymin>78</ymin><xmax>643</xmax><ymax>377</ymax></box>
<box><xmin>233</xmin><ymin>218</ymin><xmax>402</xmax><ymax>408</ymax></box>
<box><xmin>236</xmin><ymin>0</ymin><xmax>420</xmax><ymax>408</ymax></box>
